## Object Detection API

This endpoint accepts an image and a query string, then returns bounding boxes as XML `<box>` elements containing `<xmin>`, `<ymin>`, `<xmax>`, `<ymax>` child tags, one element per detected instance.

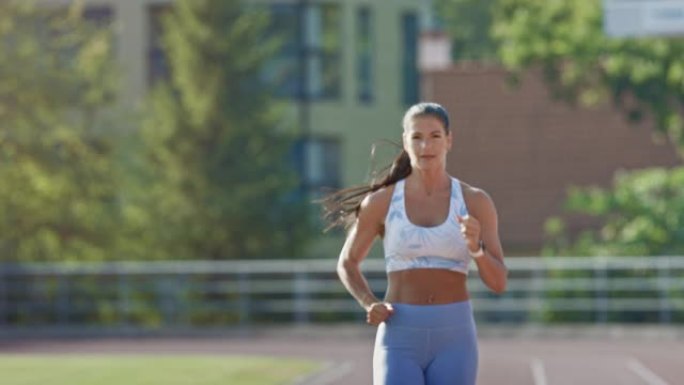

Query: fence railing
<box><xmin>0</xmin><ymin>256</ymin><xmax>683</xmax><ymax>332</ymax></box>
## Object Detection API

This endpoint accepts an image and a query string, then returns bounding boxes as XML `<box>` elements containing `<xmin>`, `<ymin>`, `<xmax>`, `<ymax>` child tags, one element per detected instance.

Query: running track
<box><xmin>1</xmin><ymin>325</ymin><xmax>683</xmax><ymax>384</ymax></box>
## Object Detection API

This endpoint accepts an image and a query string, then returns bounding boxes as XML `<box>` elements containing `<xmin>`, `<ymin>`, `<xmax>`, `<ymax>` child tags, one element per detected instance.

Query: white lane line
<box><xmin>627</xmin><ymin>358</ymin><xmax>670</xmax><ymax>385</ymax></box>
<box><xmin>293</xmin><ymin>360</ymin><xmax>355</xmax><ymax>385</ymax></box>
<box><xmin>530</xmin><ymin>357</ymin><xmax>548</xmax><ymax>385</ymax></box>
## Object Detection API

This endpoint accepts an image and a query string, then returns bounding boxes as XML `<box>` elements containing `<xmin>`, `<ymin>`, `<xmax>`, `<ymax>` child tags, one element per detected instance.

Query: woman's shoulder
<box><xmin>457</xmin><ymin>179</ymin><xmax>495</xmax><ymax>210</ymax></box>
<box><xmin>353</xmin><ymin>184</ymin><xmax>396</xmax><ymax>235</ymax></box>
<box><xmin>360</xmin><ymin>183</ymin><xmax>396</xmax><ymax>212</ymax></box>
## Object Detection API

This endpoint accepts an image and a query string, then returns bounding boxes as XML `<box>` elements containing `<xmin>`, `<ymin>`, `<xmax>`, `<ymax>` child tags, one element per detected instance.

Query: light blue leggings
<box><xmin>373</xmin><ymin>301</ymin><xmax>478</xmax><ymax>385</ymax></box>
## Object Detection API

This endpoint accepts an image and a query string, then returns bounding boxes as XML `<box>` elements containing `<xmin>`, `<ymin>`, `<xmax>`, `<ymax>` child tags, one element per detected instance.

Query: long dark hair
<box><xmin>318</xmin><ymin>102</ymin><xmax>451</xmax><ymax>232</ymax></box>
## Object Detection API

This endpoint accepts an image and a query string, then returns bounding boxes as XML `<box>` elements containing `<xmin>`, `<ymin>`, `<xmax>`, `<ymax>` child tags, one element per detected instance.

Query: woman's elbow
<box><xmin>491</xmin><ymin>281</ymin><xmax>507</xmax><ymax>294</ymax></box>
<box><xmin>490</xmin><ymin>270</ymin><xmax>508</xmax><ymax>294</ymax></box>
<box><xmin>337</xmin><ymin>258</ymin><xmax>358</xmax><ymax>279</ymax></box>
<box><xmin>336</xmin><ymin>262</ymin><xmax>347</xmax><ymax>279</ymax></box>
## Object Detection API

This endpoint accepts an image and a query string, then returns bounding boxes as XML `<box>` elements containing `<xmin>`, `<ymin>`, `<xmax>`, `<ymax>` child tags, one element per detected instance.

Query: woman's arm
<box><xmin>462</xmin><ymin>187</ymin><xmax>508</xmax><ymax>294</ymax></box>
<box><xmin>337</xmin><ymin>188</ymin><xmax>394</xmax><ymax>324</ymax></box>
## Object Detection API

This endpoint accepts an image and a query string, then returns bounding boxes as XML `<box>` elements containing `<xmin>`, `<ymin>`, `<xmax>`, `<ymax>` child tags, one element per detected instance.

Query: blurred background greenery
<box><xmin>0</xmin><ymin>0</ymin><xmax>682</xmax><ymax>328</ymax></box>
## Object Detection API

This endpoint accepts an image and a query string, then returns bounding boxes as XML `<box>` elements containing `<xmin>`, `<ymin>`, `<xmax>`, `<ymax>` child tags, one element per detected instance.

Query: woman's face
<box><xmin>403</xmin><ymin>115</ymin><xmax>452</xmax><ymax>171</ymax></box>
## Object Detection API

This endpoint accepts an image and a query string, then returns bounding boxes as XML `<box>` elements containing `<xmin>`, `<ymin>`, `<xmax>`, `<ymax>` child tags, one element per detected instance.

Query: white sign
<box><xmin>604</xmin><ymin>0</ymin><xmax>684</xmax><ymax>37</ymax></box>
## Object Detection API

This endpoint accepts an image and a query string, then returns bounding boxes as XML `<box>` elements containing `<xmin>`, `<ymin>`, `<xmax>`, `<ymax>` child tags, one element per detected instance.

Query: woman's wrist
<box><xmin>361</xmin><ymin>293</ymin><xmax>378</xmax><ymax>310</ymax></box>
<box><xmin>469</xmin><ymin>240</ymin><xmax>485</xmax><ymax>259</ymax></box>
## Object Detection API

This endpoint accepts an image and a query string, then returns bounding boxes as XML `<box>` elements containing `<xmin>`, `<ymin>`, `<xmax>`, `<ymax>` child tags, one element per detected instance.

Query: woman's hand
<box><xmin>366</xmin><ymin>302</ymin><xmax>394</xmax><ymax>326</ymax></box>
<box><xmin>457</xmin><ymin>215</ymin><xmax>481</xmax><ymax>252</ymax></box>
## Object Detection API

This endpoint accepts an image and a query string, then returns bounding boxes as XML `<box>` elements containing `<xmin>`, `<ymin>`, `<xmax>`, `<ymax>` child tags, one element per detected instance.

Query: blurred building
<box><xmin>42</xmin><ymin>0</ymin><xmax>430</xmax><ymax>257</ymax></box>
<box><xmin>420</xmin><ymin>34</ymin><xmax>681</xmax><ymax>254</ymax></box>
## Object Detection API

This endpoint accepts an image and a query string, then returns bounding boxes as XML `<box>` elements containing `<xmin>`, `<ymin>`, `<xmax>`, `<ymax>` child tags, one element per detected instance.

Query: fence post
<box><xmin>238</xmin><ymin>271</ymin><xmax>251</xmax><ymax>327</ymax></box>
<box><xmin>531</xmin><ymin>263</ymin><xmax>545</xmax><ymax>323</ymax></box>
<box><xmin>57</xmin><ymin>275</ymin><xmax>70</xmax><ymax>326</ymax></box>
<box><xmin>118</xmin><ymin>271</ymin><xmax>130</xmax><ymax>328</ymax></box>
<box><xmin>294</xmin><ymin>271</ymin><xmax>310</xmax><ymax>324</ymax></box>
<box><xmin>658</xmin><ymin>258</ymin><xmax>672</xmax><ymax>324</ymax></box>
<box><xmin>595</xmin><ymin>258</ymin><xmax>608</xmax><ymax>323</ymax></box>
<box><xmin>0</xmin><ymin>268</ymin><xmax>6</xmax><ymax>326</ymax></box>
<box><xmin>160</xmin><ymin>276</ymin><xmax>177</xmax><ymax>328</ymax></box>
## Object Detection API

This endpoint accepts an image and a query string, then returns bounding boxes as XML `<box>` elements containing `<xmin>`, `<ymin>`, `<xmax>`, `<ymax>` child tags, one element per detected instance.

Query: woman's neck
<box><xmin>408</xmin><ymin>169</ymin><xmax>450</xmax><ymax>196</ymax></box>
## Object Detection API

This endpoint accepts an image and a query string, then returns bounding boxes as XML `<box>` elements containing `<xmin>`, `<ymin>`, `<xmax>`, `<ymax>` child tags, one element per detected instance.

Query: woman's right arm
<box><xmin>336</xmin><ymin>189</ymin><xmax>393</xmax><ymax>325</ymax></box>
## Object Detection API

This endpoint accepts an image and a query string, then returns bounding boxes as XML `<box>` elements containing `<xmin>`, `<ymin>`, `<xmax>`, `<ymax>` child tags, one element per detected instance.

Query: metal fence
<box><xmin>1</xmin><ymin>256</ymin><xmax>683</xmax><ymax>332</ymax></box>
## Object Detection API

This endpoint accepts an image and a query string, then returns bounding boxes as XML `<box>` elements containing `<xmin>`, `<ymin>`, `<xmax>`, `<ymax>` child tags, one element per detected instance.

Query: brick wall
<box><xmin>422</xmin><ymin>66</ymin><xmax>681</xmax><ymax>254</ymax></box>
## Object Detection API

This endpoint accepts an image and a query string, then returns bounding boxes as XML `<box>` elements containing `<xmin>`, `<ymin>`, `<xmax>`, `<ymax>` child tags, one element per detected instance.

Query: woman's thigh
<box><xmin>373</xmin><ymin>323</ymin><xmax>427</xmax><ymax>385</ymax></box>
<box><xmin>424</xmin><ymin>327</ymin><xmax>478</xmax><ymax>385</ymax></box>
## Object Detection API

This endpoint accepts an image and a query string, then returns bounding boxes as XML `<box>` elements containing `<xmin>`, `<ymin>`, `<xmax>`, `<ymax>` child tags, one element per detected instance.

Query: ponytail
<box><xmin>318</xmin><ymin>148</ymin><xmax>412</xmax><ymax>232</ymax></box>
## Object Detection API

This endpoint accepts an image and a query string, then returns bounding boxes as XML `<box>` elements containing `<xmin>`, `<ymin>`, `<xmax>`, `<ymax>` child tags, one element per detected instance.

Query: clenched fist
<box><xmin>457</xmin><ymin>215</ymin><xmax>481</xmax><ymax>253</ymax></box>
<box><xmin>366</xmin><ymin>302</ymin><xmax>394</xmax><ymax>326</ymax></box>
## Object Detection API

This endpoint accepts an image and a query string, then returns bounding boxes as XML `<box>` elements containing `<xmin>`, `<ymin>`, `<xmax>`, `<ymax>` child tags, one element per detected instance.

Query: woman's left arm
<box><xmin>461</xmin><ymin>189</ymin><xmax>508</xmax><ymax>294</ymax></box>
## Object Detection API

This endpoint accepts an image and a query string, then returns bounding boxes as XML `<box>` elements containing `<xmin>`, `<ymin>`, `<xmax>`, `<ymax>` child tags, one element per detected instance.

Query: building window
<box><xmin>148</xmin><ymin>4</ymin><xmax>173</xmax><ymax>86</ymax></box>
<box><xmin>264</xmin><ymin>3</ymin><xmax>341</xmax><ymax>100</ymax></box>
<box><xmin>295</xmin><ymin>137</ymin><xmax>341</xmax><ymax>195</ymax></box>
<box><xmin>356</xmin><ymin>6</ymin><xmax>373</xmax><ymax>103</ymax></box>
<box><xmin>262</xmin><ymin>4</ymin><xmax>301</xmax><ymax>98</ymax></box>
<box><xmin>305</xmin><ymin>4</ymin><xmax>342</xmax><ymax>99</ymax></box>
<box><xmin>401</xmin><ymin>12</ymin><xmax>419</xmax><ymax>106</ymax></box>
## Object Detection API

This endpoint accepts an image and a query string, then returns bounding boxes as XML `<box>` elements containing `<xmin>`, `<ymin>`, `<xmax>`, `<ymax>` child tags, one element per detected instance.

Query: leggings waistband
<box><xmin>386</xmin><ymin>300</ymin><xmax>473</xmax><ymax>329</ymax></box>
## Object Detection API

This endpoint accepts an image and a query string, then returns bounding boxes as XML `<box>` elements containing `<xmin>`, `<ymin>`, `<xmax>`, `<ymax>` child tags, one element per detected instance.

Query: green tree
<box><xmin>541</xmin><ymin>167</ymin><xmax>684</xmax><ymax>323</ymax></box>
<box><xmin>487</xmin><ymin>0</ymin><xmax>684</xmax><ymax>256</ymax></box>
<box><xmin>434</xmin><ymin>0</ymin><xmax>499</xmax><ymax>62</ymax></box>
<box><xmin>141</xmin><ymin>0</ymin><xmax>310</xmax><ymax>260</ymax></box>
<box><xmin>0</xmin><ymin>1</ymin><xmax>126</xmax><ymax>262</ymax></box>
<box><xmin>492</xmin><ymin>0</ymin><xmax>684</xmax><ymax>153</ymax></box>
<box><xmin>545</xmin><ymin>167</ymin><xmax>684</xmax><ymax>256</ymax></box>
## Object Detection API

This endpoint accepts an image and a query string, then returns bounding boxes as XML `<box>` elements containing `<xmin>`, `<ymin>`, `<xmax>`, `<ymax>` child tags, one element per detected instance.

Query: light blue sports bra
<box><xmin>383</xmin><ymin>177</ymin><xmax>472</xmax><ymax>275</ymax></box>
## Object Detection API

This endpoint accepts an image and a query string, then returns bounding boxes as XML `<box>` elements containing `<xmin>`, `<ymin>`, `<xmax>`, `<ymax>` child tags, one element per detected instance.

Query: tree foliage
<box><xmin>434</xmin><ymin>0</ymin><xmax>499</xmax><ymax>62</ymax></box>
<box><xmin>141</xmin><ymin>0</ymin><xmax>311</xmax><ymax>260</ymax></box>
<box><xmin>544</xmin><ymin>167</ymin><xmax>684</xmax><ymax>256</ymax></box>
<box><xmin>492</xmin><ymin>0</ymin><xmax>684</xmax><ymax>154</ymax></box>
<box><xmin>0</xmin><ymin>1</ymin><xmax>125</xmax><ymax>261</ymax></box>
<box><xmin>485</xmin><ymin>0</ymin><xmax>684</xmax><ymax>256</ymax></box>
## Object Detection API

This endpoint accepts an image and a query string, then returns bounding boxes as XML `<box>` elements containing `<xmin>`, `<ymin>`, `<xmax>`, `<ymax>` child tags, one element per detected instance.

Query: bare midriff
<box><xmin>384</xmin><ymin>268</ymin><xmax>469</xmax><ymax>305</ymax></box>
